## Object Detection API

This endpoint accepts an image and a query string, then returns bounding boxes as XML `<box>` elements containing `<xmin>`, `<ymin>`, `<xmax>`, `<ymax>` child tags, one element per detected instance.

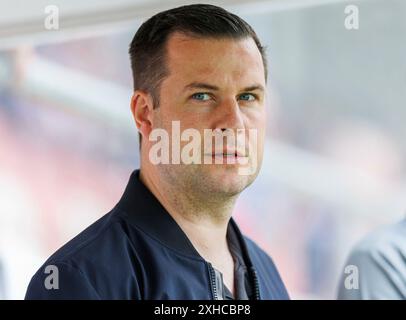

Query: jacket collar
<box><xmin>117</xmin><ymin>169</ymin><xmax>254</xmax><ymax>266</ymax></box>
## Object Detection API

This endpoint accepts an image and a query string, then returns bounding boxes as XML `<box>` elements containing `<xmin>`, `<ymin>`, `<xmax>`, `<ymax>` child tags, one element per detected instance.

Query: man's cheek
<box><xmin>238</xmin><ymin>128</ymin><xmax>258</xmax><ymax>176</ymax></box>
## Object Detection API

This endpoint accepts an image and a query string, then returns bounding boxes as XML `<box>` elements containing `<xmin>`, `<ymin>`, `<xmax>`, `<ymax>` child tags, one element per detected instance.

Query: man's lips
<box><xmin>204</xmin><ymin>150</ymin><xmax>247</xmax><ymax>157</ymax></box>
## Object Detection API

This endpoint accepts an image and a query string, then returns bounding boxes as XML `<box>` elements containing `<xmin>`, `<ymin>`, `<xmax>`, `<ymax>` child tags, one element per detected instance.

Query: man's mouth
<box><xmin>204</xmin><ymin>150</ymin><xmax>248</xmax><ymax>159</ymax></box>
<box><xmin>215</xmin><ymin>152</ymin><xmax>242</xmax><ymax>157</ymax></box>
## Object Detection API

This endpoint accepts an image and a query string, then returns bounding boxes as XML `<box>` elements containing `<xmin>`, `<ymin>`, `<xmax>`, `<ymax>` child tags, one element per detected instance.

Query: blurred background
<box><xmin>0</xmin><ymin>0</ymin><xmax>405</xmax><ymax>299</ymax></box>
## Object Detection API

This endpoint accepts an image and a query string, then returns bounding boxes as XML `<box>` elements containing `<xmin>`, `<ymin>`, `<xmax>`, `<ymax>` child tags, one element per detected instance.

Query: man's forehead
<box><xmin>165</xmin><ymin>32</ymin><xmax>265</xmax><ymax>84</ymax></box>
<box><xmin>166</xmin><ymin>32</ymin><xmax>261</xmax><ymax>61</ymax></box>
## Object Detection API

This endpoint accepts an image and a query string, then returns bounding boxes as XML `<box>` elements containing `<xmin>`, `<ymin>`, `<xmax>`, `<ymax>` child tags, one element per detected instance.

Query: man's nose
<box><xmin>212</xmin><ymin>97</ymin><xmax>245</xmax><ymax>131</ymax></box>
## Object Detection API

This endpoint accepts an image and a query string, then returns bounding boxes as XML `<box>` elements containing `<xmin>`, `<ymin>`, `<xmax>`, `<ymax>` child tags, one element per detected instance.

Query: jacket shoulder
<box><xmin>25</xmin><ymin>207</ymin><xmax>142</xmax><ymax>299</ymax></box>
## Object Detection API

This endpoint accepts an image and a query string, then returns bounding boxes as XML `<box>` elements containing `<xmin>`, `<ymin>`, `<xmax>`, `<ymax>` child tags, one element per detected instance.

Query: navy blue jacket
<box><xmin>25</xmin><ymin>170</ymin><xmax>289</xmax><ymax>300</ymax></box>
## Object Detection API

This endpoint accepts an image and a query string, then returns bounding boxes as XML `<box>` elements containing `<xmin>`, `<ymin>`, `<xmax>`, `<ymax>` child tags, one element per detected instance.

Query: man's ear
<box><xmin>130</xmin><ymin>90</ymin><xmax>154</xmax><ymax>140</ymax></box>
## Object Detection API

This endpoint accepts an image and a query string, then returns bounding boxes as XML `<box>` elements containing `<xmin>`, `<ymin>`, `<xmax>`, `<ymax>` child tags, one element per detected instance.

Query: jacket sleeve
<box><xmin>25</xmin><ymin>262</ymin><xmax>101</xmax><ymax>300</ymax></box>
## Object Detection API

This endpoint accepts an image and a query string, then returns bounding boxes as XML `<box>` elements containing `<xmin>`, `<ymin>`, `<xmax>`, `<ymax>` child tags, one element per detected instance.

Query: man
<box><xmin>25</xmin><ymin>4</ymin><xmax>289</xmax><ymax>300</ymax></box>
<box><xmin>338</xmin><ymin>218</ymin><xmax>406</xmax><ymax>299</ymax></box>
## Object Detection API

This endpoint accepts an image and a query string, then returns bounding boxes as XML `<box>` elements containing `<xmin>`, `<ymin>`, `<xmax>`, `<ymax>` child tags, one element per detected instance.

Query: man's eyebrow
<box><xmin>241</xmin><ymin>84</ymin><xmax>265</xmax><ymax>92</ymax></box>
<box><xmin>184</xmin><ymin>82</ymin><xmax>220</xmax><ymax>91</ymax></box>
<box><xmin>183</xmin><ymin>82</ymin><xmax>265</xmax><ymax>92</ymax></box>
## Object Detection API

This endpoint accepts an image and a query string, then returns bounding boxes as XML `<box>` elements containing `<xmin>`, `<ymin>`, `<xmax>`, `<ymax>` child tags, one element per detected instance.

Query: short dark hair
<box><xmin>129</xmin><ymin>4</ymin><xmax>267</xmax><ymax>147</ymax></box>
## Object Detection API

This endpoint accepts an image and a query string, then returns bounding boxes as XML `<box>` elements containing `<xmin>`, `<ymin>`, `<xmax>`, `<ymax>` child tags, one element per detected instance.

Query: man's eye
<box><xmin>238</xmin><ymin>93</ymin><xmax>256</xmax><ymax>101</ymax></box>
<box><xmin>191</xmin><ymin>93</ymin><xmax>211</xmax><ymax>101</ymax></box>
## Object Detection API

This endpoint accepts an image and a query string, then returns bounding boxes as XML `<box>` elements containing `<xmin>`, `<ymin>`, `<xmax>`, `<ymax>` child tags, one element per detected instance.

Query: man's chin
<box><xmin>200</xmin><ymin>164</ymin><xmax>255</xmax><ymax>195</ymax></box>
<box><xmin>161</xmin><ymin>163</ymin><xmax>258</xmax><ymax>196</ymax></box>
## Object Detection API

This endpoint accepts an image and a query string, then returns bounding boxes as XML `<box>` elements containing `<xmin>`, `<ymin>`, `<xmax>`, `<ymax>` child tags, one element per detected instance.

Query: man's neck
<box><xmin>139</xmin><ymin>167</ymin><xmax>237</xmax><ymax>261</ymax></box>
<box><xmin>139</xmin><ymin>166</ymin><xmax>238</xmax><ymax>295</ymax></box>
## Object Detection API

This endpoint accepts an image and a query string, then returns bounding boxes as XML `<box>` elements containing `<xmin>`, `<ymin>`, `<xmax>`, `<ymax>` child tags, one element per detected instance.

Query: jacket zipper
<box><xmin>208</xmin><ymin>263</ymin><xmax>261</xmax><ymax>300</ymax></box>
<box><xmin>250</xmin><ymin>267</ymin><xmax>261</xmax><ymax>300</ymax></box>
<box><xmin>207</xmin><ymin>263</ymin><xmax>219</xmax><ymax>300</ymax></box>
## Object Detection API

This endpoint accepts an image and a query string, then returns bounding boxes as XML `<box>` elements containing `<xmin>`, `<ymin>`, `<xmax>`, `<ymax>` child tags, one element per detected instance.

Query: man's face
<box><xmin>148</xmin><ymin>32</ymin><xmax>267</xmax><ymax>197</ymax></box>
